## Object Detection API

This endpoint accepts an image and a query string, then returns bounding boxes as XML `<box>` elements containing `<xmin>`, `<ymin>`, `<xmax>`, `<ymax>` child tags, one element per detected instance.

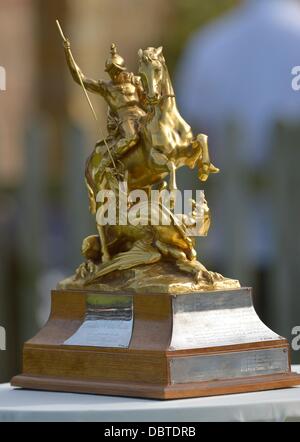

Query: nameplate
<box><xmin>64</xmin><ymin>295</ymin><xmax>133</xmax><ymax>348</ymax></box>
<box><xmin>170</xmin><ymin>290</ymin><xmax>282</xmax><ymax>350</ymax></box>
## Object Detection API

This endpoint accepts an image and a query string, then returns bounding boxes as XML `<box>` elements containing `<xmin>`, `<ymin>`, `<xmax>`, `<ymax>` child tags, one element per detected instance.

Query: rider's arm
<box><xmin>64</xmin><ymin>41</ymin><xmax>108</xmax><ymax>96</ymax></box>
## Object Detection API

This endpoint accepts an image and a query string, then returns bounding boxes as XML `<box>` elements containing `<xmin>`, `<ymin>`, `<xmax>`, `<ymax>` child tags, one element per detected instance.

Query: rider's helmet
<box><xmin>105</xmin><ymin>43</ymin><xmax>126</xmax><ymax>73</ymax></box>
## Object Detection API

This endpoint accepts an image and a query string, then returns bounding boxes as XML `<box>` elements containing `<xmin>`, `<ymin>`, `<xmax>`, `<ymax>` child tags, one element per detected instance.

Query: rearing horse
<box><xmin>85</xmin><ymin>46</ymin><xmax>218</xmax><ymax>263</ymax></box>
<box><xmin>137</xmin><ymin>46</ymin><xmax>219</xmax><ymax>191</ymax></box>
<box><xmin>139</xmin><ymin>46</ymin><xmax>195</xmax><ymax>192</ymax></box>
<box><xmin>87</xmin><ymin>47</ymin><xmax>217</xmax><ymax>199</ymax></box>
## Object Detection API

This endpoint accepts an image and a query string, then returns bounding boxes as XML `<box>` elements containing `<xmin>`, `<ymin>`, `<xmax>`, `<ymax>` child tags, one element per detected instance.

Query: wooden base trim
<box><xmin>11</xmin><ymin>372</ymin><xmax>300</xmax><ymax>400</ymax></box>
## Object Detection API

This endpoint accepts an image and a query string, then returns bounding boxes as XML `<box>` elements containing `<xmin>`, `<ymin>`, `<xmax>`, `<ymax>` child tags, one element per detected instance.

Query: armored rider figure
<box><xmin>64</xmin><ymin>41</ymin><xmax>147</xmax><ymax>164</ymax></box>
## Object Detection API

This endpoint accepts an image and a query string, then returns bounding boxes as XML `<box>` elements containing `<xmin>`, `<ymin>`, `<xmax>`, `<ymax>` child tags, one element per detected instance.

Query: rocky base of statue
<box><xmin>12</xmin><ymin>287</ymin><xmax>300</xmax><ymax>399</ymax></box>
<box><xmin>57</xmin><ymin>235</ymin><xmax>240</xmax><ymax>293</ymax></box>
<box><xmin>58</xmin><ymin>260</ymin><xmax>240</xmax><ymax>294</ymax></box>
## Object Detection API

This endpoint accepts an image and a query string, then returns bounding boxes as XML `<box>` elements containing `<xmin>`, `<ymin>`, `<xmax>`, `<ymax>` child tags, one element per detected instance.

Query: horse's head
<box><xmin>138</xmin><ymin>47</ymin><xmax>164</xmax><ymax>105</ymax></box>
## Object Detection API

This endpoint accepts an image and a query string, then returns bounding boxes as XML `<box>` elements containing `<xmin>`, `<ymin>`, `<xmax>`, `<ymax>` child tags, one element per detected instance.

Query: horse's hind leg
<box><xmin>97</xmin><ymin>224</ymin><xmax>110</xmax><ymax>263</ymax></box>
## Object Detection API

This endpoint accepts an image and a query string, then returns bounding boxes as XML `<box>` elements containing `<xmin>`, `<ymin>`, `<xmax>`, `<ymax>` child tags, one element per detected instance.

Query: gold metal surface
<box><xmin>57</xmin><ymin>36</ymin><xmax>239</xmax><ymax>293</ymax></box>
<box><xmin>56</xmin><ymin>21</ymin><xmax>116</xmax><ymax>170</ymax></box>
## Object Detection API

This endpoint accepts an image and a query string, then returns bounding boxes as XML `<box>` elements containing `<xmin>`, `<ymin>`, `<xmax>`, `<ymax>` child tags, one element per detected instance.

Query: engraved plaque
<box><xmin>170</xmin><ymin>289</ymin><xmax>283</xmax><ymax>350</ymax></box>
<box><xmin>170</xmin><ymin>348</ymin><xmax>289</xmax><ymax>384</ymax></box>
<box><xmin>64</xmin><ymin>295</ymin><xmax>133</xmax><ymax>348</ymax></box>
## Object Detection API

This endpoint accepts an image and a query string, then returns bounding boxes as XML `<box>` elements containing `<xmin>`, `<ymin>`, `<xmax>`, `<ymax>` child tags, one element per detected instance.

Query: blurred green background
<box><xmin>1</xmin><ymin>0</ymin><xmax>300</xmax><ymax>384</ymax></box>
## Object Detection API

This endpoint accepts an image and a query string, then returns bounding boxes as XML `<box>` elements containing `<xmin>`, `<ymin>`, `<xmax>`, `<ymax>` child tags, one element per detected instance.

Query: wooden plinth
<box><xmin>11</xmin><ymin>288</ymin><xmax>300</xmax><ymax>400</ymax></box>
<box><xmin>12</xmin><ymin>372</ymin><xmax>300</xmax><ymax>400</ymax></box>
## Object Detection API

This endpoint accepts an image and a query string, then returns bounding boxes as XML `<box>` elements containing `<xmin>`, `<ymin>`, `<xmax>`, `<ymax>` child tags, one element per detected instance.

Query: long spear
<box><xmin>56</xmin><ymin>19</ymin><xmax>114</xmax><ymax>263</ymax></box>
<box><xmin>56</xmin><ymin>19</ymin><xmax>117</xmax><ymax>170</ymax></box>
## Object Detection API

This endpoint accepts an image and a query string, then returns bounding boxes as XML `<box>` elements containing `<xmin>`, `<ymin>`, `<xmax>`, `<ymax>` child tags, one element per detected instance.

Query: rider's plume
<box><xmin>156</xmin><ymin>46</ymin><xmax>163</xmax><ymax>56</ymax></box>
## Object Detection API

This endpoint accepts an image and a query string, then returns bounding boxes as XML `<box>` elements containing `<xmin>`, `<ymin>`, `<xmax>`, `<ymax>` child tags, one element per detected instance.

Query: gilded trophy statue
<box><xmin>58</xmin><ymin>32</ymin><xmax>239</xmax><ymax>293</ymax></box>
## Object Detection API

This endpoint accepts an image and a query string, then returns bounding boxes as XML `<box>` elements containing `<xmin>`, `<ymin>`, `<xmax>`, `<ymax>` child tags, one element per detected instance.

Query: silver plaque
<box><xmin>64</xmin><ymin>294</ymin><xmax>133</xmax><ymax>348</ymax></box>
<box><xmin>170</xmin><ymin>289</ymin><xmax>283</xmax><ymax>350</ymax></box>
<box><xmin>170</xmin><ymin>348</ymin><xmax>289</xmax><ymax>384</ymax></box>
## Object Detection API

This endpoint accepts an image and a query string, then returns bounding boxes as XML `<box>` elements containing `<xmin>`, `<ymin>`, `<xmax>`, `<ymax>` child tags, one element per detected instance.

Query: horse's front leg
<box><xmin>195</xmin><ymin>134</ymin><xmax>220</xmax><ymax>182</ymax></box>
<box><xmin>167</xmin><ymin>160</ymin><xmax>177</xmax><ymax>192</ymax></box>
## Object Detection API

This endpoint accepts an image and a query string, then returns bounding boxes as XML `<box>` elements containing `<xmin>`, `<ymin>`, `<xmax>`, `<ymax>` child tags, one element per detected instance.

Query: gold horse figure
<box><xmin>89</xmin><ymin>47</ymin><xmax>218</xmax><ymax>194</ymax></box>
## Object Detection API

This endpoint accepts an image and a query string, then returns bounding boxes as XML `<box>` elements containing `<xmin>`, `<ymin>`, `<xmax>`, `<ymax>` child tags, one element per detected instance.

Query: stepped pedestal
<box><xmin>11</xmin><ymin>287</ymin><xmax>300</xmax><ymax>399</ymax></box>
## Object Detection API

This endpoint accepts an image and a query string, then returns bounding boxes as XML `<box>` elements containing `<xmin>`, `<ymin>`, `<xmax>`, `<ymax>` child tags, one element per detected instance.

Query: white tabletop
<box><xmin>1</xmin><ymin>366</ymin><xmax>300</xmax><ymax>422</ymax></box>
